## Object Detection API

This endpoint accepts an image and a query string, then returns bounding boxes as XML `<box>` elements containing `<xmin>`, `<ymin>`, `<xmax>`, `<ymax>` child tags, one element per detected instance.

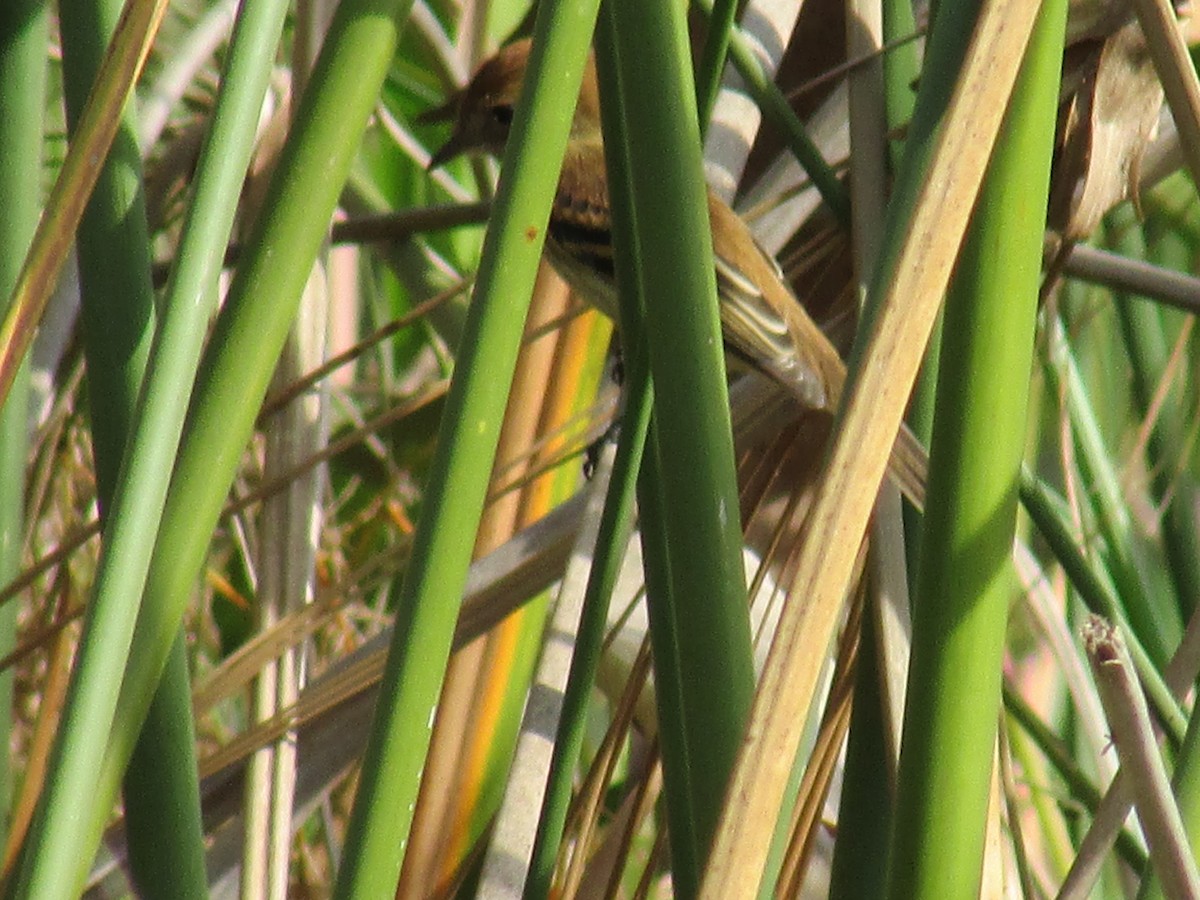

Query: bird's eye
<box><xmin>490</xmin><ymin>105</ymin><xmax>514</xmax><ymax>126</ymax></box>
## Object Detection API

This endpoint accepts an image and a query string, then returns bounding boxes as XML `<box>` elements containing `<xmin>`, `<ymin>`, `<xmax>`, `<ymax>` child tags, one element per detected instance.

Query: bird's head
<box><xmin>426</xmin><ymin>38</ymin><xmax>599</xmax><ymax>169</ymax></box>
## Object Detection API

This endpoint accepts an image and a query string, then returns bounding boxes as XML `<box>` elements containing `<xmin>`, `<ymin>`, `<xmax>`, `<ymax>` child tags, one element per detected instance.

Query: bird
<box><xmin>427</xmin><ymin>39</ymin><xmax>928</xmax><ymax>505</ymax></box>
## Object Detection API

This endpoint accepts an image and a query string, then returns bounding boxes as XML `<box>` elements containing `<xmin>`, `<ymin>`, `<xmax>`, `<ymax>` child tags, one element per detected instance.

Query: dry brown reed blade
<box><xmin>1049</xmin><ymin>20</ymin><xmax>1166</xmax><ymax>245</ymax></box>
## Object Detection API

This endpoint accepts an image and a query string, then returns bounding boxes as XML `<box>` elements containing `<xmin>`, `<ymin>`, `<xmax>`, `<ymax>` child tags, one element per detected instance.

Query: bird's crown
<box><xmin>428</xmin><ymin>38</ymin><xmax>599</xmax><ymax>168</ymax></box>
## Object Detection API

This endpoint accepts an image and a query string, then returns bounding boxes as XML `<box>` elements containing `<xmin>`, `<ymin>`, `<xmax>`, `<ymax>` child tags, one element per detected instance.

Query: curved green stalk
<box><xmin>1042</xmin><ymin>311</ymin><xmax>1181</xmax><ymax>667</ymax></box>
<box><xmin>1019</xmin><ymin>469</ymin><xmax>1186</xmax><ymax>743</ymax></box>
<box><xmin>59</xmin><ymin>0</ymin><xmax>206</xmax><ymax>892</ymax></box>
<box><xmin>10</xmin><ymin>0</ymin><xmax>296</xmax><ymax>893</ymax></box>
<box><xmin>885</xmin><ymin>0</ymin><xmax>1067</xmax><ymax>896</ymax></box>
<box><xmin>886</xmin><ymin>0</ymin><xmax>934</xmax><ymax>578</ymax></box>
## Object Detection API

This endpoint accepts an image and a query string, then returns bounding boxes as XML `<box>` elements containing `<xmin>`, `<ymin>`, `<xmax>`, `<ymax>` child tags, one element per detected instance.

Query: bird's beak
<box><xmin>421</xmin><ymin>91</ymin><xmax>466</xmax><ymax>170</ymax></box>
<box><xmin>416</xmin><ymin>92</ymin><xmax>459</xmax><ymax>125</ymax></box>
<box><xmin>428</xmin><ymin>130</ymin><xmax>469</xmax><ymax>170</ymax></box>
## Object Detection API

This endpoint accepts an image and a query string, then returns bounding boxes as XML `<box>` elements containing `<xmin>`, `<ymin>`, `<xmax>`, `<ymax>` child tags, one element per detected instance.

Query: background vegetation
<box><xmin>0</xmin><ymin>0</ymin><xmax>1198</xmax><ymax>896</ymax></box>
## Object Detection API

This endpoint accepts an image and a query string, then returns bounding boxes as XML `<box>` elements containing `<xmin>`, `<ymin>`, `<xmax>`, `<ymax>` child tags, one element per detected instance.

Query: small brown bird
<box><xmin>428</xmin><ymin>40</ymin><xmax>928</xmax><ymax>502</ymax></box>
<box><xmin>428</xmin><ymin>39</ymin><xmax>847</xmax><ymax>412</ymax></box>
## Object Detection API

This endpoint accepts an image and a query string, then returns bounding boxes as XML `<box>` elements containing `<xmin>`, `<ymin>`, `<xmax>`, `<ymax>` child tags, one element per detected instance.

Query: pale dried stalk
<box><xmin>398</xmin><ymin>267</ymin><xmax>576</xmax><ymax>898</ymax></box>
<box><xmin>845</xmin><ymin>0</ymin><xmax>912</xmax><ymax>773</ymax></box>
<box><xmin>1083</xmin><ymin>616</ymin><xmax>1200</xmax><ymax>900</ymax></box>
<box><xmin>1130</xmin><ymin>0</ymin><xmax>1200</xmax><ymax>191</ymax></box>
<box><xmin>475</xmin><ymin>439</ymin><xmax>616</xmax><ymax>898</ymax></box>
<box><xmin>241</xmin><ymin>266</ymin><xmax>330</xmax><ymax>900</ymax></box>
<box><xmin>1057</xmin><ymin>605</ymin><xmax>1200</xmax><ymax>899</ymax></box>
<box><xmin>699</xmin><ymin>0</ymin><xmax>1046</xmax><ymax>893</ymax></box>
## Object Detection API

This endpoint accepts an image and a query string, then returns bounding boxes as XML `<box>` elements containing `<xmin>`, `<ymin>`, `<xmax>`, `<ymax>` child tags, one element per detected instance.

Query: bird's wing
<box><xmin>707</xmin><ymin>193</ymin><xmax>842</xmax><ymax>412</ymax></box>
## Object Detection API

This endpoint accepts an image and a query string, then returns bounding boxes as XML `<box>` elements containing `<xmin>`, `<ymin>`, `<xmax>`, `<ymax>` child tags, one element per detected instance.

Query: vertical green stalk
<box><xmin>525</xmin><ymin>356</ymin><xmax>650</xmax><ymax>899</ymax></box>
<box><xmin>694</xmin><ymin>0</ymin><xmax>737</xmax><ymax>130</ymax></box>
<box><xmin>332</xmin><ymin>5</ymin><xmax>601</xmax><ymax>895</ymax></box>
<box><xmin>884</xmin><ymin>1</ymin><xmax>1066</xmax><ymax>898</ymax></box>
<box><xmin>881</xmin><ymin>0</ymin><xmax>918</xmax><ymax>169</ymax></box>
<box><xmin>122</xmin><ymin>634</ymin><xmax>205</xmax><ymax>896</ymax></box>
<box><xmin>885</xmin><ymin>0</ymin><xmax>934</xmax><ymax>578</ymax></box>
<box><xmin>58</xmin><ymin>0</ymin><xmax>205</xmax><ymax>894</ymax></box>
<box><xmin>829</xmin><ymin>608</ymin><xmax>892</xmax><ymax>900</ymax></box>
<box><xmin>59</xmin><ymin>0</ymin><xmax>155</xmax><ymax>487</ymax></box>
<box><xmin>597</xmin><ymin>3</ymin><xmax>755</xmax><ymax>894</ymax></box>
<box><xmin>0</xmin><ymin>0</ymin><xmax>46</xmax><ymax>845</ymax></box>
<box><xmin>525</xmin><ymin>33</ymin><xmax>653</xmax><ymax>882</ymax></box>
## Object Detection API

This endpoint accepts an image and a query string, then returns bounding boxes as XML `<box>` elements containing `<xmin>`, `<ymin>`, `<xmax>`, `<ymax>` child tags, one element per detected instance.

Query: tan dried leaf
<box><xmin>1049</xmin><ymin>22</ymin><xmax>1165</xmax><ymax>242</ymax></box>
